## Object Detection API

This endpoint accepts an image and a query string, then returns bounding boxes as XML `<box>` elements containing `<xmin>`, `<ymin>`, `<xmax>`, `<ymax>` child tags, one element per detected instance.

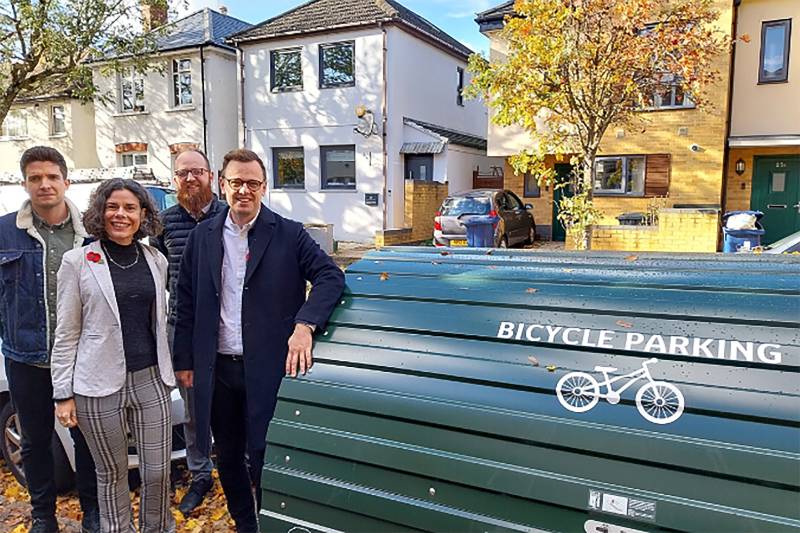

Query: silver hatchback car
<box><xmin>433</xmin><ymin>189</ymin><xmax>536</xmax><ymax>248</ymax></box>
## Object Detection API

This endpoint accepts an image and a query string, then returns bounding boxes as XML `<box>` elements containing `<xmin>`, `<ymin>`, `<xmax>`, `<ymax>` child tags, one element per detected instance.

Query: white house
<box><xmin>230</xmin><ymin>0</ymin><xmax>501</xmax><ymax>242</ymax></box>
<box><xmin>0</xmin><ymin>90</ymin><xmax>100</xmax><ymax>173</ymax></box>
<box><xmin>92</xmin><ymin>8</ymin><xmax>252</xmax><ymax>180</ymax></box>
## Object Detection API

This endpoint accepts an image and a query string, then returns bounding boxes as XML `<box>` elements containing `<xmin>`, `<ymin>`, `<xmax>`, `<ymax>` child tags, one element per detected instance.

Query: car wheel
<box><xmin>1</xmin><ymin>402</ymin><xmax>75</xmax><ymax>493</ymax></box>
<box><xmin>1</xmin><ymin>402</ymin><xmax>26</xmax><ymax>487</ymax></box>
<box><xmin>525</xmin><ymin>225</ymin><xmax>536</xmax><ymax>245</ymax></box>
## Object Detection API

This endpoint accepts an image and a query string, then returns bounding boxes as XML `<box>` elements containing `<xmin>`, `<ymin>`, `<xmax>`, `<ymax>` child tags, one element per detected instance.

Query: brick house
<box><xmin>475</xmin><ymin>1</ymin><xmax>735</xmax><ymax>252</ymax></box>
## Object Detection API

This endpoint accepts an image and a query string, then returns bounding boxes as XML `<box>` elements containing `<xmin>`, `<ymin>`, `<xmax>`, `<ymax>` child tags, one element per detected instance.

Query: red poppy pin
<box><xmin>86</xmin><ymin>251</ymin><xmax>103</xmax><ymax>264</ymax></box>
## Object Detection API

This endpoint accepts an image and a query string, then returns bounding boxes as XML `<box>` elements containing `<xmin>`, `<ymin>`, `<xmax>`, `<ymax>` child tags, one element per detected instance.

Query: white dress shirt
<box><xmin>217</xmin><ymin>209</ymin><xmax>259</xmax><ymax>355</ymax></box>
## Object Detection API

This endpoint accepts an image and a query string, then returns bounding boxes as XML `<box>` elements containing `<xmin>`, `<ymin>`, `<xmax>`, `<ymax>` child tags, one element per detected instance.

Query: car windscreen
<box><xmin>441</xmin><ymin>196</ymin><xmax>491</xmax><ymax>216</ymax></box>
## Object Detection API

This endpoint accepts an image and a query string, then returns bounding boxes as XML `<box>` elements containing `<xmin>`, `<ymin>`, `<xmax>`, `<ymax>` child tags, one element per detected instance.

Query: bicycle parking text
<box><xmin>496</xmin><ymin>321</ymin><xmax>784</xmax><ymax>364</ymax></box>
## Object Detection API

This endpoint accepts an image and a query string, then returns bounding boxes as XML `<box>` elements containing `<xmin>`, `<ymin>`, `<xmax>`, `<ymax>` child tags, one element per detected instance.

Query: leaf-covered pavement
<box><xmin>0</xmin><ymin>458</ymin><xmax>236</xmax><ymax>532</ymax></box>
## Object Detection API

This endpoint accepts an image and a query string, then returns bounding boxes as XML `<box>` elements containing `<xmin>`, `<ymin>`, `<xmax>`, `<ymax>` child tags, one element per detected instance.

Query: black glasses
<box><xmin>175</xmin><ymin>168</ymin><xmax>209</xmax><ymax>179</ymax></box>
<box><xmin>225</xmin><ymin>178</ymin><xmax>264</xmax><ymax>192</ymax></box>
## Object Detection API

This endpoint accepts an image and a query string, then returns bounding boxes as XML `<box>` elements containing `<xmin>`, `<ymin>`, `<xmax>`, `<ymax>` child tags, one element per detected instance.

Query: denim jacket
<box><xmin>0</xmin><ymin>198</ymin><xmax>87</xmax><ymax>364</ymax></box>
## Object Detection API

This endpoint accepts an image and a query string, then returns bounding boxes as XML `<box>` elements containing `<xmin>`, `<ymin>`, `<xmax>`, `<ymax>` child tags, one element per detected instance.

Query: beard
<box><xmin>177</xmin><ymin>181</ymin><xmax>214</xmax><ymax>217</ymax></box>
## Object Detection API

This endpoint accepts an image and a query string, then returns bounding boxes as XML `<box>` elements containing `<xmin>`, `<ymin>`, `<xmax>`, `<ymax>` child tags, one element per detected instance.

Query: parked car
<box><xmin>0</xmin><ymin>343</ymin><xmax>187</xmax><ymax>492</ymax></box>
<box><xmin>433</xmin><ymin>189</ymin><xmax>535</xmax><ymax>248</ymax></box>
<box><xmin>144</xmin><ymin>185</ymin><xmax>178</xmax><ymax>212</ymax></box>
<box><xmin>0</xmin><ymin>180</ymin><xmax>175</xmax><ymax>218</ymax></box>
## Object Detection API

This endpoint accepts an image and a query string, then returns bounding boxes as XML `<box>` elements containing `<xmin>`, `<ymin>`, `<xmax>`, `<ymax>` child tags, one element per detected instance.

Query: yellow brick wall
<box><xmin>725</xmin><ymin>146</ymin><xmax>800</xmax><ymax>212</ymax></box>
<box><xmin>404</xmin><ymin>180</ymin><xmax>449</xmax><ymax>242</ymax></box>
<box><xmin>374</xmin><ymin>228</ymin><xmax>414</xmax><ymax>248</ymax></box>
<box><xmin>568</xmin><ymin>209</ymin><xmax>720</xmax><ymax>252</ymax></box>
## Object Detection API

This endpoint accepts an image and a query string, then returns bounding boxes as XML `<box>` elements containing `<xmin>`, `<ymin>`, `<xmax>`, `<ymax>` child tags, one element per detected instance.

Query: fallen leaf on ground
<box><xmin>526</xmin><ymin>288</ymin><xmax>538</xmax><ymax>294</ymax></box>
<box><xmin>562</xmin><ymin>268</ymin><xmax>574</xmax><ymax>273</ymax></box>
<box><xmin>440</xmin><ymin>251</ymin><xmax>450</xmax><ymax>256</ymax></box>
<box><xmin>379</xmin><ymin>272</ymin><xmax>390</xmax><ymax>281</ymax></box>
<box><xmin>616</xmin><ymin>320</ymin><xmax>634</xmax><ymax>328</ymax></box>
<box><xmin>625</xmin><ymin>255</ymin><xmax>638</xmax><ymax>262</ymax></box>
<box><xmin>546</xmin><ymin>365</ymin><xmax>557</xmax><ymax>372</ymax></box>
<box><xmin>528</xmin><ymin>356</ymin><xmax>539</xmax><ymax>366</ymax></box>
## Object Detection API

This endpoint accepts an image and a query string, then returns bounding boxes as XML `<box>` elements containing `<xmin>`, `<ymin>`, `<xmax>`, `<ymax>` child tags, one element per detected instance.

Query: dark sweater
<box><xmin>155</xmin><ymin>198</ymin><xmax>226</xmax><ymax>324</ymax></box>
<box><xmin>102</xmin><ymin>240</ymin><xmax>157</xmax><ymax>372</ymax></box>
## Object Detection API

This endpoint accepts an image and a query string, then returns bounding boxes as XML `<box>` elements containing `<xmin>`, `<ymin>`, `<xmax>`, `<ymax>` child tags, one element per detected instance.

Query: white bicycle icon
<box><xmin>556</xmin><ymin>358</ymin><xmax>685</xmax><ymax>424</ymax></box>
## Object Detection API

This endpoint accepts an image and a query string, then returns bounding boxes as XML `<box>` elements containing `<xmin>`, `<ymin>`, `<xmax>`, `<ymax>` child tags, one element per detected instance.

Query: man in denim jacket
<box><xmin>0</xmin><ymin>146</ymin><xmax>99</xmax><ymax>533</ymax></box>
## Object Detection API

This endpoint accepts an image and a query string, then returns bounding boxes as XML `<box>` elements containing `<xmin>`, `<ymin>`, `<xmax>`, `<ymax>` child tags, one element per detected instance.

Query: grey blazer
<box><xmin>51</xmin><ymin>240</ymin><xmax>176</xmax><ymax>399</ymax></box>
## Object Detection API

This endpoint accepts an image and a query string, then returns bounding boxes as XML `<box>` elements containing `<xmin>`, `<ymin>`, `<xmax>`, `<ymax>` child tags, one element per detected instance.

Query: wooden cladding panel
<box><xmin>645</xmin><ymin>154</ymin><xmax>671</xmax><ymax>197</ymax></box>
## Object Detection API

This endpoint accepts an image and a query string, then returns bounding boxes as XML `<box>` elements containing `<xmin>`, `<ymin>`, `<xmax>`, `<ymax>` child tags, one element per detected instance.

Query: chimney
<box><xmin>219</xmin><ymin>5</ymin><xmax>228</xmax><ymax>15</ymax></box>
<box><xmin>141</xmin><ymin>0</ymin><xmax>167</xmax><ymax>32</ymax></box>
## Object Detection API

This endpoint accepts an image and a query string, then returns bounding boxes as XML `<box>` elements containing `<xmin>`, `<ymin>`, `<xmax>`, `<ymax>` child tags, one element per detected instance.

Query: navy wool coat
<box><xmin>172</xmin><ymin>206</ymin><xmax>345</xmax><ymax>455</ymax></box>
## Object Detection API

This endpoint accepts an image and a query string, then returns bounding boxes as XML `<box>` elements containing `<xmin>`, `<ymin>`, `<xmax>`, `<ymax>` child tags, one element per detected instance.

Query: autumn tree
<box><xmin>467</xmin><ymin>0</ymin><xmax>730</xmax><ymax>246</ymax></box>
<box><xmin>0</xmin><ymin>0</ymin><xmax>170</xmax><ymax>126</ymax></box>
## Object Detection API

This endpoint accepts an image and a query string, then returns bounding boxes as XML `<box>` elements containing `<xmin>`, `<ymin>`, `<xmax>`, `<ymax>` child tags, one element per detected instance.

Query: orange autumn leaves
<box><xmin>0</xmin><ymin>461</ymin><xmax>235</xmax><ymax>532</ymax></box>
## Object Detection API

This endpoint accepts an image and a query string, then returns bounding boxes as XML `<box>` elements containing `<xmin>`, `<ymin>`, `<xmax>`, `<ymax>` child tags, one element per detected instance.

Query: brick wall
<box><xmin>375</xmin><ymin>228</ymin><xmax>414</xmax><ymax>247</ymax></box>
<box><xmin>374</xmin><ymin>180</ymin><xmax>449</xmax><ymax>246</ymax></box>
<box><xmin>567</xmin><ymin>208</ymin><xmax>720</xmax><ymax>252</ymax></box>
<box><xmin>404</xmin><ymin>180</ymin><xmax>449</xmax><ymax>242</ymax></box>
<box><xmin>725</xmin><ymin>146</ymin><xmax>800</xmax><ymax>212</ymax></box>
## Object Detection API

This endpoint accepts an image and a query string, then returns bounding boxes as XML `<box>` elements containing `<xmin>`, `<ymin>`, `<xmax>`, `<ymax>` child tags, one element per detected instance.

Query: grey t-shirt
<box><xmin>33</xmin><ymin>212</ymin><xmax>75</xmax><ymax>359</ymax></box>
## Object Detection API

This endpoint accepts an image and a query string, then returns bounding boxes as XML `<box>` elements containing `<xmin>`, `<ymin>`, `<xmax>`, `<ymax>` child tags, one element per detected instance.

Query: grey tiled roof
<box><xmin>475</xmin><ymin>1</ymin><xmax>514</xmax><ymax>32</ymax></box>
<box><xmin>230</xmin><ymin>0</ymin><xmax>472</xmax><ymax>59</ymax></box>
<box><xmin>405</xmin><ymin>118</ymin><xmax>487</xmax><ymax>151</ymax></box>
<box><xmin>155</xmin><ymin>9</ymin><xmax>253</xmax><ymax>52</ymax></box>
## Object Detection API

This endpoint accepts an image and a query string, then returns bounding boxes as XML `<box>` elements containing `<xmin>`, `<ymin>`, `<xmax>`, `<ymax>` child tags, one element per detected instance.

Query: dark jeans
<box><xmin>5</xmin><ymin>358</ymin><xmax>99</xmax><ymax>521</ymax></box>
<box><xmin>210</xmin><ymin>355</ymin><xmax>264</xmax><ymax>533</ymax></box>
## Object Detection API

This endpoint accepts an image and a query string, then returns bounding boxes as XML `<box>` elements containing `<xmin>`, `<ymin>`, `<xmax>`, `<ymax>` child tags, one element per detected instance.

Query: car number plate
<box><xmin>450</xmin><ymin>239</ymin><xmax>468</xmax><ymax>246</ymax></box>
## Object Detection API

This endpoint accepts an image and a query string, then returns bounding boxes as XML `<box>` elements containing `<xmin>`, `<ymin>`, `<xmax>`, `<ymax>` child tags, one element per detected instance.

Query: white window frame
<box><xmin>120</xmin><ymin>152</ymin><xmax>148</xmax><ymax>167</ymax></box>
<box><xmin>172</xmin><ymin>58</ymin><xmax>193</xmax><ymax>107</ymax></box>
<box><xmin>0</xmin><ymin>109</ymin><xmax>29</xmax><ymax>139</ymax></box>
<box><xmin>50</xmin><ymin>105</ymin><xmax>66</xmax><ymax>136</ymax></box>
<box><xmin>593</xmin><ymin>155</ymin><xmax>646</xmax><ymax>196</ymax></box>
<box><xmin>119</xmin><ymin>69</ymin><xmax>146</xmax><ymax>113</ymax></box>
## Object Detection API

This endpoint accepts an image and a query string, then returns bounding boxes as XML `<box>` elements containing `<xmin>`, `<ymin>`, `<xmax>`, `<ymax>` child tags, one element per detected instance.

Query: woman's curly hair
<box><xmin>82</xmin><ymin>178</ymin><xmax>163</xmax><ymax>240</ymax></box>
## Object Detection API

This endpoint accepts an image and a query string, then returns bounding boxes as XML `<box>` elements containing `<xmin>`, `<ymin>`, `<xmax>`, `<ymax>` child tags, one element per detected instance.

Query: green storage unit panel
<box><xmin>260</xmin><ymin>248</ymin><xmax>800</xmax><ymax>533</ymax></box>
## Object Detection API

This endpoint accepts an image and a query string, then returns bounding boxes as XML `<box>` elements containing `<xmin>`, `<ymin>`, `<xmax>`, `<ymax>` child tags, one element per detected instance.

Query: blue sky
<box><xmin>177</xmin><ymin>0</ymin><xmax>493</xmax><ymax>54</ymax></box>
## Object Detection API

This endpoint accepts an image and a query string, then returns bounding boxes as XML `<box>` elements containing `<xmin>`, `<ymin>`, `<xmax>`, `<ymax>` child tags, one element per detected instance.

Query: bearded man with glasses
<box><xmin>153</xmin><ymin>148</ymin><xmax>225</xmax><ymax>516</ymax></box>
<box><xmin>173</xmin><ymin>148</ymin><xmax>344</xmax><ymax>532</ymax></box>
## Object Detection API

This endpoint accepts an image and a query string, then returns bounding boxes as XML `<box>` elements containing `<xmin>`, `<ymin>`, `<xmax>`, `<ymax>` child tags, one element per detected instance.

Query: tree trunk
<box><xmin>0</xmin><ymin>86</ymin><xmax>21</xmax><ymax>130</ymax></box>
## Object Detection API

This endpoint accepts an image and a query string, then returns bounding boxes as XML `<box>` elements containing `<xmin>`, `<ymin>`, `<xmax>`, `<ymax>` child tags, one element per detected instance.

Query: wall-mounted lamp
<box><xmin>354</xmin><ymin>105</ymin><xmax>379</xmax><ymax>137</ymax></box>
<box><xmin>735</xmin><ymin>158</ymin><xmax>745</xmax><ymax>176</ymax></box>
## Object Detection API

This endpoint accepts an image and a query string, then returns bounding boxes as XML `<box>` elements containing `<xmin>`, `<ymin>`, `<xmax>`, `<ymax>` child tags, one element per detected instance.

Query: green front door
<box><xmin>751</xmin><ymin>156</ymin><xmax>800</xmax><ymax>244</ymax></box>
<box><xmin>551</xmin><ymin>164</ymin><xmax>574</xmax><ymax>241</ymax></box>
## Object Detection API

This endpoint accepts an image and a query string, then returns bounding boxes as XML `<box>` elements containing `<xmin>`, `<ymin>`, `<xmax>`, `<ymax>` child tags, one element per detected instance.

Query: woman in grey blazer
<box><xmin>51</xmin><ymin>179</ymin><xmax>176</xmax><ymax>533</ymax></box>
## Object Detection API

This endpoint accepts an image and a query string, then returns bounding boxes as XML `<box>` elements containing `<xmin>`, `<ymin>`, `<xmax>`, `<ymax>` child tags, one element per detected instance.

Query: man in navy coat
<box><xmin>173</xmin><ymin>149</ymin><xmax>344</xmax><ymax>532</ymax></box>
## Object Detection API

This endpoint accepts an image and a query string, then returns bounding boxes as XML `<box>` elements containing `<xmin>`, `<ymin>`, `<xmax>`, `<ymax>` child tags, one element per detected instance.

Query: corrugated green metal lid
<box><xmin>261</xmin><ymin>249</ymin><xmax>800</xmax><ymax>532</ymax></box>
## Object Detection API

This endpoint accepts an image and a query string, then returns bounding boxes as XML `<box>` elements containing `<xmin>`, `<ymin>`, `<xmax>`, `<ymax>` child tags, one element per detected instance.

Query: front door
<box><xmin>752</xmin><ymin>156</ymin><xmax>800</xmax><ymax>243</ymax></box>
<box><xmin>551</xmin><ymin>163</ymin><xmax>574</xmax><ymax>242</ymax></box>
<box><xmin>405</xmin><ymin>154</ymin><xmax>434</xmax><ymax>181</ymax></box>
